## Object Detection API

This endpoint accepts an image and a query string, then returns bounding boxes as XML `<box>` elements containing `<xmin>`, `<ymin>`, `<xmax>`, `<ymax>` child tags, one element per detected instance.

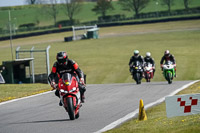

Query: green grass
<box><xmin>0</xmin><ymin>84</ymin><xmax>49</xmax><ymax>102</ymax></box>
<box><xmin>0</xmin><ymin>19</ymin><xmax>200</xmax><ymax>102</ymax></box>
<box><xmin>0</xmin><ymin>19</ymin><xmax>200</xmax><ymax>84</ymax></box>
<box><xmin>105</xmin><ymin>81</ymin><xmax>200</xmax><ymax>133</ymax></box>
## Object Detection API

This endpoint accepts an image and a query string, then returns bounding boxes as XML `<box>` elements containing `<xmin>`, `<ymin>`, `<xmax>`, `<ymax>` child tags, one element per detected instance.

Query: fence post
<box><xmin>31</xmin><ymin>46</ymin><xmax>35</xmax><ymax>83</ymax></box>
<box><xmin>46</xmin><ymin>45</ymin><xmax>51</xmax><ymax>84</ymax></box>
<box><xmin>15</xmin><ymin>46</ymin><xmax>20</xmax><ymax>59</ymax></box>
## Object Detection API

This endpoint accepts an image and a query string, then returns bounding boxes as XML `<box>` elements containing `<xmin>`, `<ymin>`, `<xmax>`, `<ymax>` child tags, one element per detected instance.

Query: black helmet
<box><xmin>57</xmin><ymin>51</ymin><xmax>68</xmax><ymax>65</ymax></box>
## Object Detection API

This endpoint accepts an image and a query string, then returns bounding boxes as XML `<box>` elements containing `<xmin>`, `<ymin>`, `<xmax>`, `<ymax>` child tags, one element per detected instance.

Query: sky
<box><xmin>0</xmin><ymin>0</ymin><xmax>66</xmax><ymax>7</ymax></box>
<box><xmin>0</xmin><ymin>0</ymin><xmax>27</xmax><ymax>7</ymax></box>
<box><xmin>0</xmin><ymin>0</ymin><xmax>25</xmax><ymax>7</ymax></box>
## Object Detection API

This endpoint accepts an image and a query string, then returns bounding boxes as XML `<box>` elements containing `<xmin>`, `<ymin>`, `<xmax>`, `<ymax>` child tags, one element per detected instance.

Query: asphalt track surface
<box><xmin>0</xmin><ymin>81</ymin><xmax>195</xmax><ymax>133</ymax></box>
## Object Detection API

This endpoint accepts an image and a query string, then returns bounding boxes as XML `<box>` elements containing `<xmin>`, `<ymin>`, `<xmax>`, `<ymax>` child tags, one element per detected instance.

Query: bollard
<box><xmin>138</xmin><ymin>99</ymin><xmax>147</xmax><ymax>120</ymax></box>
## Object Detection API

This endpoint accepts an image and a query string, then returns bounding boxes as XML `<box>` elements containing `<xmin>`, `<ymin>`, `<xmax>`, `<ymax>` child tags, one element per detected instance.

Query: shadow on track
<box><xmin>10</xmin><ymin>119</ymin><xmax>70</xmax><ymax>125</ymax></box>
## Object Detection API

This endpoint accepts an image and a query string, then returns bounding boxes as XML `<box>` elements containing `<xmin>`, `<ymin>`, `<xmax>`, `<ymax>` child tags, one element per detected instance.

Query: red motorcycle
<box><xmin>57</xmin><ymin>73</ymin><xmax>82</xmax><ymax>120</ymax></box>
<box><xmin>144</xmin><ymin>63</ymin><xmax>154</xmax><ymax>82</ymax></box>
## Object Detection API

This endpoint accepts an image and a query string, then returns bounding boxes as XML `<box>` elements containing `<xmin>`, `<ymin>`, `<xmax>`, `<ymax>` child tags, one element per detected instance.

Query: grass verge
<box><xmin>106</xmin><ymin>81</ymin><xmax>200</xmax><ymax>133</ymax></box>
<box><xmin>0</xmin><ymin>83</ymin><xmax>49</xmax><ymax>102</ymax></box>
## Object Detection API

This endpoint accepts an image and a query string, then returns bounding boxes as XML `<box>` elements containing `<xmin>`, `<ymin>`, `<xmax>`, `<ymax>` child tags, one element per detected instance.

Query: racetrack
<box><xmin>0</xmin><ymin>81</ymin><xmax>196</xmax><ymax>133</ymax></box>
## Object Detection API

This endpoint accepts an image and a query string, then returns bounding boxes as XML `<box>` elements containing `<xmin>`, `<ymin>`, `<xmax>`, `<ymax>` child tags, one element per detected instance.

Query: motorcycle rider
<box><xmin>129</xmin><ymin>50</ymin><xmax>144</xmax><ymax>78</ymax></box>
<box><xmin>160</xmin><ymin>50</ymin><xmax>176</xmax><ymax>77</ymax></box>
<box><xmin>48</xmin><ymin>51</ymin><xmax>86</xmax><ymax>105</ymax></box>
<box><xmin>144</xmin><ymin>52</ymin><xmax>155</xmax><ymax>76</ymax></box>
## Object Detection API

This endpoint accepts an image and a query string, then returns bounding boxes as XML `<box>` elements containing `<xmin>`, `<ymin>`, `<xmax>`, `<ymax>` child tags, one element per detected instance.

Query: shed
<box><xmin>87</xmin><ymin>28</ymin><xmax>99</xmax><ymax>39</ymax></box>
<box><xmin>0</xmin><ymin>58</ymin><xmax>34</xmax><ymax>84</ymax></box>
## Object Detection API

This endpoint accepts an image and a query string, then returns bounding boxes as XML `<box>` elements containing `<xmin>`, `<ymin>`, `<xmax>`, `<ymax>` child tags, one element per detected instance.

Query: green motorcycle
<box><xmin>162</xmin><ymin>61</ymin><xmax>175</xmax><ymax>84</ymax></box>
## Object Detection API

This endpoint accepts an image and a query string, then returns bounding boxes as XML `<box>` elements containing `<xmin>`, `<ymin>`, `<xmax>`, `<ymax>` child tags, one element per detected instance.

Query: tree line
<box><xmin>23</xmin><ymin>0</ymin><xmax>195</xmax><ymax>26</ymax></box>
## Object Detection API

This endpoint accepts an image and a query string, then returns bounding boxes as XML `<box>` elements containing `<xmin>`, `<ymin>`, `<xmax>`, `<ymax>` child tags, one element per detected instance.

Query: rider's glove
<box><xmin>80</xmin><ymin>78</ymin><xmax>85</xmax><ymax>85</ymax></box>
<box><xmin>51</xmin><ymin>81</ymin><xmax>57</xmax><ymax>90</ymax></box>
<box><xmin>160</xmin><ymin>64</ymin><xmax>163</xmax><ymax>71</ymax></box>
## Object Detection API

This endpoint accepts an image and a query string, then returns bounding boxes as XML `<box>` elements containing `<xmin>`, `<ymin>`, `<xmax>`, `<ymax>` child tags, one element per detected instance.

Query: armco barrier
<box><xmin>0</xmin><ymin>27</ymin><xmax>72</xmax><ymax>41</ymax></box>
<box><xmin>0</xmin><ymin>15</ymin><xmax>200</xmax><ymax>41</ymax></box>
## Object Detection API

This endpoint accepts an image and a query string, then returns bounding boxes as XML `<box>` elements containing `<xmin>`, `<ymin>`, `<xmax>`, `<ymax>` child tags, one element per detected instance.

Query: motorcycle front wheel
<box><xmin>135</xmin><ymin>73</ymin><xmax>141</xmax><ymax>84</ymax></box>
<box><xmin>167</xmin><ymin>72</ymin><xmax>172</xmax><ymax>84</ymax></box>
<box><xmin>67</xmin><ymin>97</ymin><xmax>75</xmax><ymax>120</ymax></box>
<box><xmin>145</xmin><ymin>73</ymin><xmax>151</xmax><ymax>82</ymax></box>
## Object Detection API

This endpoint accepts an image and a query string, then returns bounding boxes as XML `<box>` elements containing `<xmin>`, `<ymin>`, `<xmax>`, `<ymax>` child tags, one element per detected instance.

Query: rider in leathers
<box><xmin>144</xmin><ymin>52</ymin><xmax>155</xmax><ymax>76</ymax></box>
<box><xmin>160</xmin><ymin>50</ymin><xmax>176</xmax><ymax>77</ymax></box>
<box><xmin>48</xmin><ymin>52</ymin><xmax>86</xmax><ymax>105</ymax></box>
<box><xmin>129</xmin><ymin>50</ymin><xmax>144</xmax><ymax>78</ymax></box>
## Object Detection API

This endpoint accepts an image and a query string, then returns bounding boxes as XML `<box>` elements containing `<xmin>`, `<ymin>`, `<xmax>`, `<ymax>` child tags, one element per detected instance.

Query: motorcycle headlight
<box><xmin>72</xmin><ymin>87</ymin><xmax>76</xmax><ymax>91</ymax></box>
<box><xmin>60</xmin><ymin>89</ymin><xmax>68</xmax><ymax>93</ymax></box>
<box><xmin>69</xmin><ymin>87</ymin><xmax>77</xmax><ymax>93</ymax></box>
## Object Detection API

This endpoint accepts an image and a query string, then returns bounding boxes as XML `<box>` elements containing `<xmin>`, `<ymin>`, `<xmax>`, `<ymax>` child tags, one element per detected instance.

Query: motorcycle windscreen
<box><xmin>134</xmin><ymin>61</ymin><xmax>141</xmax><ymax>66</ymax></box>
<box><xmin>62</xmin><ymin>73</ymin><xmax>72</xmax><ymax>86</ymax></box>
<box><xmin>165</xmin><ymin>61</ymin><xmax>173</xmax><ymax>65</ymax></box>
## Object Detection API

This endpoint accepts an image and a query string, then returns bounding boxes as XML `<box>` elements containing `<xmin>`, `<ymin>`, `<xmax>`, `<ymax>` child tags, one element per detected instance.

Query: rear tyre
<box><xmin>67</xmin><ymin>97</ymin><xmax>75</xmax><ymax>120</ymax></box>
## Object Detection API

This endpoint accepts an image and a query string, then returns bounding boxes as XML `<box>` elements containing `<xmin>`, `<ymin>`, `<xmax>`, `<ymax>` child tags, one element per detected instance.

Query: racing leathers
<box><xmin>48</xmin><ymin>59</ymin><xmax>86</xmax><ymax>103</ymax></box>
<box><xmin>129</xmin><ymin>55</ymin><xmax>144</xmax><ymax>78</ymax></box>
<box><xmin>144</xmin><ymin>56</ymin><xmax>155</xmax><ymax>75</ymax></box>
<box><xmin>160</xmin><ymin>54</ymin><xmax>176</xmax><ymax>76</ymax></box>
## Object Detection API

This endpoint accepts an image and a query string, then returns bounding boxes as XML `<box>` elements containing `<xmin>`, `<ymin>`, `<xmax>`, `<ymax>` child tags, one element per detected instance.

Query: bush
<box><xmin>19</xmin><ymin>23</ymin><xmax>36</xmax><ymax>29</ymax></box>
<box><xmin>98</xmin><ymin>14</ymin><xmax>125</xmax><ymax>22</ymax></box>
<box><xmin>55</xmin><ymin>20</ymin><xmax>80</xmax><ymax>27</ymax></box>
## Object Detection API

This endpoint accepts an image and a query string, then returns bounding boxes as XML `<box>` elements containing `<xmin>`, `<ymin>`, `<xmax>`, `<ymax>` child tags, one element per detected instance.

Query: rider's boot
<box><xmin>59</xmin><ymin>100</ymin><xmax>63</xmax><ymax>106</ymax></box>
<box><xmin>55</xmin><ymin>89</ymin><xmax>62</xmax><ymax>106</ymax></box>
<box><xmin>79</xmin><ymin>82</ymin><xmax>86</xmax><ymax>103</ymax></box>
<box><xmin>142</xmin><ymin>72</ymin><xmax>145</xmax><ymax>78</ymax></box>
<box><xmin>174</xmin><ymin>68</ymin><xmax>177</xmax><ymax>77</ymax></box>
<box><xmin>81</xmin><ymin>93</ymin><xmax>85</xmax><ymax>103</ymax></box>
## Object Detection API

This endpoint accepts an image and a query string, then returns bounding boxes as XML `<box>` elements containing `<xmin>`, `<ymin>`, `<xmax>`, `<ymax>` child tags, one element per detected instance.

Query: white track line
<box><xmin>95</xmin><ymin>80</ymin><xmax>200</xmax><ymax>133</ymax></box>
<box><xmin>0</xmin><ymin>91</ymin><xmax>52</xmax><ymax>106</ymax></box>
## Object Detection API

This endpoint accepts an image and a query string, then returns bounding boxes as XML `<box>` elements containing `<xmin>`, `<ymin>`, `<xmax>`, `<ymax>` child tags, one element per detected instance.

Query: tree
<box><xmin>26</xmin><ymin>0</ymin><xmax>37</xmax><ymax>4</ymax></box>
<box><xmin>161</xmin><ymin>0</ymin><xmax>174</xmax><ymax>13</ymax></box>
<box><xmin>183</xmin><ymin>0</ymin><xmax>192</xmax><ymax>10</ymax></box>
<box><xmin>45</xmin><ymin>0</ymin><xmax>59</xmax><ymax>26</ymax></box>
<box><xmin>63</xmin><ymin>0</ymin><xmax>83</xmax><ymax>24</ymax></box>
<box><xmin>118</xmin><ymin>0</ymin><xmax>150</xmax><ymax>17</ymax></box>
<box><xmin>92</xmin><ymin>0</ymin><xmax>114</xmax><ymax>18</ymax></box>
<box><xmin>26</xmin><ymin>0</ymin><xmax>46</xmax><ymax>4</ymax></box>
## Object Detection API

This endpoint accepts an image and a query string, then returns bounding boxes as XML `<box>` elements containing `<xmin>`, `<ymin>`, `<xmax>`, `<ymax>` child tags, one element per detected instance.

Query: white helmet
<box><xmin>146</xmin><ymin>52</ymin><xmax>151</xmax><ymax>57</ymax></box>
<box><xmin>134</xmin><ymin>50</ymin><xmax>139</xmax><ymax>57</ymax></box>
<box><xmin>164</xmin><ymin>50</ymin><xmax>170</xmax><ymax>57</ymax></box>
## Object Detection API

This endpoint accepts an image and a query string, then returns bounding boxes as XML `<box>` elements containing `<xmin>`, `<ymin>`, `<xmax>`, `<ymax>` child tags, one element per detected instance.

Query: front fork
<box><xmin>60</xmin><ymin>92</ymin><xmax>81</xmax><ymax>110</ymax></box>
<box><xmin>164</xmin><ymin>70</ymin><xmax>174</xmax><ymax>80</ymax></box>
